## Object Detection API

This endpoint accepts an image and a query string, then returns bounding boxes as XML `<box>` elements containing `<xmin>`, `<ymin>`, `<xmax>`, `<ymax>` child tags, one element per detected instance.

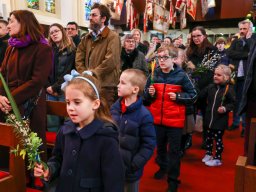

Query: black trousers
<box><xmin>155</xmin><ymin>125</ymin><xmax>183</xmax><ymax>185</ymax></box>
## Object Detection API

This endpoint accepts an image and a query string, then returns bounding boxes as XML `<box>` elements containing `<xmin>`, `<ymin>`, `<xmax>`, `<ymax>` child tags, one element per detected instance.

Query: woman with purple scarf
<box><xmin>0</xmin><ymin>10</ymin><xmax>52</xmax><ymax>189</ymax></box>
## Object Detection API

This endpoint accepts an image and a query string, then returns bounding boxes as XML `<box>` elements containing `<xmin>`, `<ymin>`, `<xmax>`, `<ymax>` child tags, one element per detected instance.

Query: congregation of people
<box><xmin>0</xmin><ymin>2</ymin><xmax>256</xmax><ymax>192</ymax></box>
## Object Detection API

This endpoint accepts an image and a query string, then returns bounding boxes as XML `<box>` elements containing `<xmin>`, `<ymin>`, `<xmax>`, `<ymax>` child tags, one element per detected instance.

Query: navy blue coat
<box><xmin>111</xmin><ymin>97</ymin><xmax>156</xmax><ymax>182</ymax></box>
<box><xmin>47</xmin><ymin>119</ymin><xmax>125</xmax><ymax>192</ymax></box>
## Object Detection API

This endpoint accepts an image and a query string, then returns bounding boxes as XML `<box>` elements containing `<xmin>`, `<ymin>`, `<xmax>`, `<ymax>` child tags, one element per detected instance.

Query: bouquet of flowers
<box><xmin>0</xmin><ymin>73</ymin><xmax>46</xmax><ymax>170</ymax></box>
<box><xmin>192</xmin><ymin>50</ymin><xmax>221</xmax><ymax>79</ymax></box>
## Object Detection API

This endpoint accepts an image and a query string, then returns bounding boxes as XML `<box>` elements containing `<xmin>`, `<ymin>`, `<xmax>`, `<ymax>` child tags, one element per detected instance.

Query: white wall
<box><xmin>0</xmin><ymin>0</ymin><xmax>79</xmax><ymax>26</ymax></box>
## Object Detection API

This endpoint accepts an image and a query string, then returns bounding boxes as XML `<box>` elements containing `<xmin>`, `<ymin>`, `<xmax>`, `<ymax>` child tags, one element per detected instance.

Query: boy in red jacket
<box><xmin>144</xmin><ymin>46</ymin><xmax>197</xmax><ymax>192</ymax></box>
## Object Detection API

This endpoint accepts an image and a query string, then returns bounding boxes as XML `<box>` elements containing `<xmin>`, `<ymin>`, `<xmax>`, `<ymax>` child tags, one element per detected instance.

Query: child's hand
<box><xmin>148</xmin><ymin>85</ymin><xmax>156</xmax><ymax>96</ymax></box>
<box><xmin>168</xmin><ymin>92</ymin><xmax>177</xmax><ymax>100</ymax></box>
<box><xmin>218</xmin><ymin>106</ymin><xmax>226</xmax><ymax>114</ymax></box>
<box><xmin>34</xmin><ymin>163</ymin><xmax>50</xmax><ymax>181</ymax></box>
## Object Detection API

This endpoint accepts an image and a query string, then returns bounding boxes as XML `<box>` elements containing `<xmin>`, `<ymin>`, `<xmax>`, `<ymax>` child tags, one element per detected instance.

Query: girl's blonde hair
<box><xmin>64</xmin><ymin>71</ymin><xmax>114</xmax><ymax>124</ymax></box>
<box><xmin>48</xmin><ymin>23</ymin><xmax>76</xmax><ymax>51</ymax></box>
<box><xmin>215</xmin><ymin>64</ymin><xmax>231</xmax><ymax>82</ymax></box>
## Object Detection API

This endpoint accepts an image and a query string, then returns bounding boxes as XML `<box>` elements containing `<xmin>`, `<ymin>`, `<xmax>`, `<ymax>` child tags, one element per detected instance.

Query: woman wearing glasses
<box><xmin>121</xmin><ymin>34</ymin><xmax>148</xmax><ymax>75</ymax></box>
<box><xmin>186</xmin><ymin>26</ymin><xmax>217</xmax><ymax>149</ymax></box>
<box><xmin>47</xmin><ymin>23</ymin><xmax>76</xmax><ymax>131</ymax></box>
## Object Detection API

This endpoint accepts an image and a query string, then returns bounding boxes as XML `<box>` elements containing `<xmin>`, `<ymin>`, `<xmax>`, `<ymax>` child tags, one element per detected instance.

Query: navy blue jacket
<box><xmin>47</xmin><ymin>119</ymin><xmax>124</xmax><ymax>192</ymax></box>
<box><xmin>111</xmin><ymin>97</ymin><xmax>156</xmax><ymax>182</ymax></box>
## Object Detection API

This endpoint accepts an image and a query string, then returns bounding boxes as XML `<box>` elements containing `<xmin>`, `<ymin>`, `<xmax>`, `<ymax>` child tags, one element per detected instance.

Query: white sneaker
<box><xmin>205</xmin><ymin>159</ymin><xmax>222</xmax><ymax>167</ymax></box>
<box><xmin>202</xmin><ymin>155</ymin><xmax>213</xmax><ymax>163</ymax></box>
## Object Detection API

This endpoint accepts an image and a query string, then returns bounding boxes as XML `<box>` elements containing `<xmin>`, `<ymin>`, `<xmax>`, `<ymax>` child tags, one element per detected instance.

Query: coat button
<box><xmin>67</xmin><ymin>169</ymin><xmax>73</xmax><ymax>175</ymax></box>
<box><xmin>72</xmin><ymin>150</ymin><xmax>77</xmax><ymax>156</ymax></box>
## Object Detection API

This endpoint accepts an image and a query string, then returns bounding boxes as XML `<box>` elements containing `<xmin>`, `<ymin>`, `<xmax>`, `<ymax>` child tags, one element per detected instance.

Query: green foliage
<box><xmin>0</xmin><ymin>72</ymin><xmax>46</xmax><ymax>170</ymax></box>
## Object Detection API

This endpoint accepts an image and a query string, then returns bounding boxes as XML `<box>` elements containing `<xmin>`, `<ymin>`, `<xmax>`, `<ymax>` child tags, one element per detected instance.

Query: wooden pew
<box><xmin>0</xmin><ymin>123</ymin><xmax>26</xmax><ymax>192</ymax></box>
<box><xmin>46</xmin><ymin>101</ymin><xmax>68</xmax><ymax>148</ymax></box>
<box><xmin>235</xmin><ymin>118</ymin><xmax>256</xmax><ymax>192</ymax></box>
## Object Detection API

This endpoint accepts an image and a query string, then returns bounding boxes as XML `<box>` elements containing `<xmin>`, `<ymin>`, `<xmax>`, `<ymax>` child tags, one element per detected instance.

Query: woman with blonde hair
<box><xmin>131</xmin><ymin>28</ymin><xmax>148</xmax><ymax>55</ymax></box>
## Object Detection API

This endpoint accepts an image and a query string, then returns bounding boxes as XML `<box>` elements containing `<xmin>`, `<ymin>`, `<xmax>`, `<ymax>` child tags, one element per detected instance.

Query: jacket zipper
<box><xmin>209</xmin><ymin>87</ymin><xmax>219</xmax><ymax>128</ymax></box>
<box><xmin>160</xmin><ymin>84</ymin><xmax>166</xmax><ymax>125</ymax></box>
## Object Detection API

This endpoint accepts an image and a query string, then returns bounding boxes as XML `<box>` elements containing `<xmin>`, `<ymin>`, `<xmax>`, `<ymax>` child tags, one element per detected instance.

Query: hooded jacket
<box><xmin>144</xmin><ymin>66</ymin><xmax>197</xmax><ymax>128</ymax></box>
<box><xmin>47</xmin><ymin>119</ymin><xmax>125</xmax><ymax>192</ymax></box>
<box><xmin>200</xmin><ymin>83</ymin><xmax>235</xmax><ymax>130</ymax></box>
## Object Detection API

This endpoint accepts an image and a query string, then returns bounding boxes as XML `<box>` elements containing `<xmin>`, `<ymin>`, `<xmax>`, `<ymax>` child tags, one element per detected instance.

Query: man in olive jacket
<box><xmin>75</xmin><ymin>3</ymin><xmax>121</xmax><ymax>106</ymax></box>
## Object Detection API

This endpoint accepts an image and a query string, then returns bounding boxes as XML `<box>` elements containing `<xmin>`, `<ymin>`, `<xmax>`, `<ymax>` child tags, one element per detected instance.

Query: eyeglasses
<box><xmin>89</xmin><ymin>13</ymin><xmax>100</xmax><ymax>17</ymax></box>
<box><xmin>49</xmin><ymin>29</ymin><xmax>61</xmax><ymax>35</ymax></box>
<box><xmin>192</xmin><ymin>34</ymin><xmax>203</xmax><ymax>39</ymax></box>
<box><xmin>125</xmin><ymin>40</ymin><xmax>135</xmax><ymax>44</ymax></box>
<box><xmin>157</xmin><ymin>56</ymin><xmax>171</xmax><ymax>61</ymax></box>
<box><xmin>66</xmin><ymin>28</ymin><xmax>76</xmax><ymax>31</ymax></box>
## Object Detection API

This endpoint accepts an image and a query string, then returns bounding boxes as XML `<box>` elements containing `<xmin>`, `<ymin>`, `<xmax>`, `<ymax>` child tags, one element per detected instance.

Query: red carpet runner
<box><xmin>27</xmin><ymin>128</ymin><xmax>244</xmax><ymax>192</ymax></box>
<box><xmin>140</xmin><ymin>129</ymin><xmax>244</xmax><ymax>192</ymax></box>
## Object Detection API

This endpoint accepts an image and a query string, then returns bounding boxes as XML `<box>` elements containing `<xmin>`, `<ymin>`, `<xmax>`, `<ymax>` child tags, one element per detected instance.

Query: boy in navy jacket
<box><xmin>111</xmin><ymin>69</ymin><xmax>156</xmax><ymax>192</ymax></box>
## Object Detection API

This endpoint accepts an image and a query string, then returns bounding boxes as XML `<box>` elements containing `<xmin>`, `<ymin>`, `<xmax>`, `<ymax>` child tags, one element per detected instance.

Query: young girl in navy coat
<box><xmin>34</xmin><ymin>70</ymin><xmax>124</xmax><ymax>192</ymax></box>
<box><xmin>111</xmin><ymin>69</ymin><xmax>156</xmax><ymax>192</ymax></box>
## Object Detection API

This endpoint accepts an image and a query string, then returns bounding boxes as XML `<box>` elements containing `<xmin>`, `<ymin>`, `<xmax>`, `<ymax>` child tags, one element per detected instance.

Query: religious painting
<box><xmin>45</xmin><ymin>0</ymin><xmax>56</xmax><ymax>14</ymax></box>
<box><xmin>27</xmin><ymin>0</ymin><xmax>39</xmax><ymax>10</ymax></box>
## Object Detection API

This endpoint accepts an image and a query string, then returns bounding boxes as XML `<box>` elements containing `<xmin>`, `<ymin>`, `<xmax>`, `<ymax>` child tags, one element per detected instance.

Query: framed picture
<box><xmin>27</xmin><ymin>0</ymin><xmax>39</xmax><ymax>10</ymax></box>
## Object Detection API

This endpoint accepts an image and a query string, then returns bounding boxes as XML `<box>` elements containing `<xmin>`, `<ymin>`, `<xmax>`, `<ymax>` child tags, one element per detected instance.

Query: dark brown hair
<box><xmin>186</xmin><ymin>26</ymin><xmax>213</xmax><ymax>57</ymax></box>
<box><xmin>91</xmin><ymin>3</ymin><xmax>111</xmax><ymax>26</ymax></box>
<box><xmin>48</xmin><ymin>23</ymin><xmax>75</xmax><ymax>51</ymax></box>
<box><xmin>9</xmin><ymin>10</ymin><xmax>44</xmax><ymax>41</ymax></box>
<box><xmin>0</xmin><ymin>19</ymin><xmax>8</xmax><ymax>26</ymax></box>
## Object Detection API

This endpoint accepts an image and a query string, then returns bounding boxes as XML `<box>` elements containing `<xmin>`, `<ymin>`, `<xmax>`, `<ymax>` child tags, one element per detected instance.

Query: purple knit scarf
<box><xmin>8</xmin><ymin>34</ymin><xmax>48</xmax><ymax>48</ymax></box>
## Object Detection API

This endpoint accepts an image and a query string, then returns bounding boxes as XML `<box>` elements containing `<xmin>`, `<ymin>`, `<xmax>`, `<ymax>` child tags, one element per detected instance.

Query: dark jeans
<box><xmin>155</xmin><ymin>125</ymin><xmax>183</xmax><ymax>185</ymax></box>
<box><xmin>233</xmin><ymin>79</ymin><xmax>246</xmax><ymax>127</ymax></box>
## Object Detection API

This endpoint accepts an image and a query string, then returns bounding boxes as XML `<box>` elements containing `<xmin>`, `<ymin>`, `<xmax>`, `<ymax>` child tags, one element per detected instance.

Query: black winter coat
<box><xmin>200</xmin><ymin>84</ymin><xmax>235</xmax><ymax>130</ymax></box>
<box><xmin>48</xmin><ymin>46</ymin><xmax>76</xmax><ymax>94</ymax></box>
<box><xmin>238</xmin><ymin>40</ymin><xmax>256</xmax><ymax>115</ymax></box>
<box><xmin>111</xmin><ymin>97</ymin><xmax>156</xmax><ymax>182</ymax></box>
<box><xmin>47</xmin><ymin>119</ymin><xmax>125</xmax><ymax>192</ymax></box>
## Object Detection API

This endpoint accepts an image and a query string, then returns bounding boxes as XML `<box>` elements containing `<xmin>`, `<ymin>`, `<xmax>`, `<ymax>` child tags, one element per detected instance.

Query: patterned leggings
<box><xmin>205</xmin><ymin>129</ymin><xmax>224</xmax><ymax>160</ymax></box>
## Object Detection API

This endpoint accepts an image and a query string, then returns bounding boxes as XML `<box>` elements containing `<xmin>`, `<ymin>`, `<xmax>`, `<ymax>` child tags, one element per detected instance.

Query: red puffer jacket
<box><xmin>149</xmin><ymin>83</ymin><xmax>185</xmax><ymax>128</ymax></box>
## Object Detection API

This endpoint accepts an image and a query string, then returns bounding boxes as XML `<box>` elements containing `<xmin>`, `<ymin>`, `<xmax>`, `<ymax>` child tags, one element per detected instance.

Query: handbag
<box><xmin>22</xmin><ymin>88</ymin><xmax>43</xmax><ymax>119</ymax></box>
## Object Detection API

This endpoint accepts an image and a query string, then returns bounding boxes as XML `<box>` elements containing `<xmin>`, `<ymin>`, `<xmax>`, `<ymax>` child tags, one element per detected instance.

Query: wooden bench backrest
<box><xmin>0</xmin><ymin>123</ymin><xmax>26</xmax><ymax>192</ymax></box>
<box><xmin>46</xmin><ymin>100</ymin><xmax>68</xmax><ymax>117</ymax></box>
